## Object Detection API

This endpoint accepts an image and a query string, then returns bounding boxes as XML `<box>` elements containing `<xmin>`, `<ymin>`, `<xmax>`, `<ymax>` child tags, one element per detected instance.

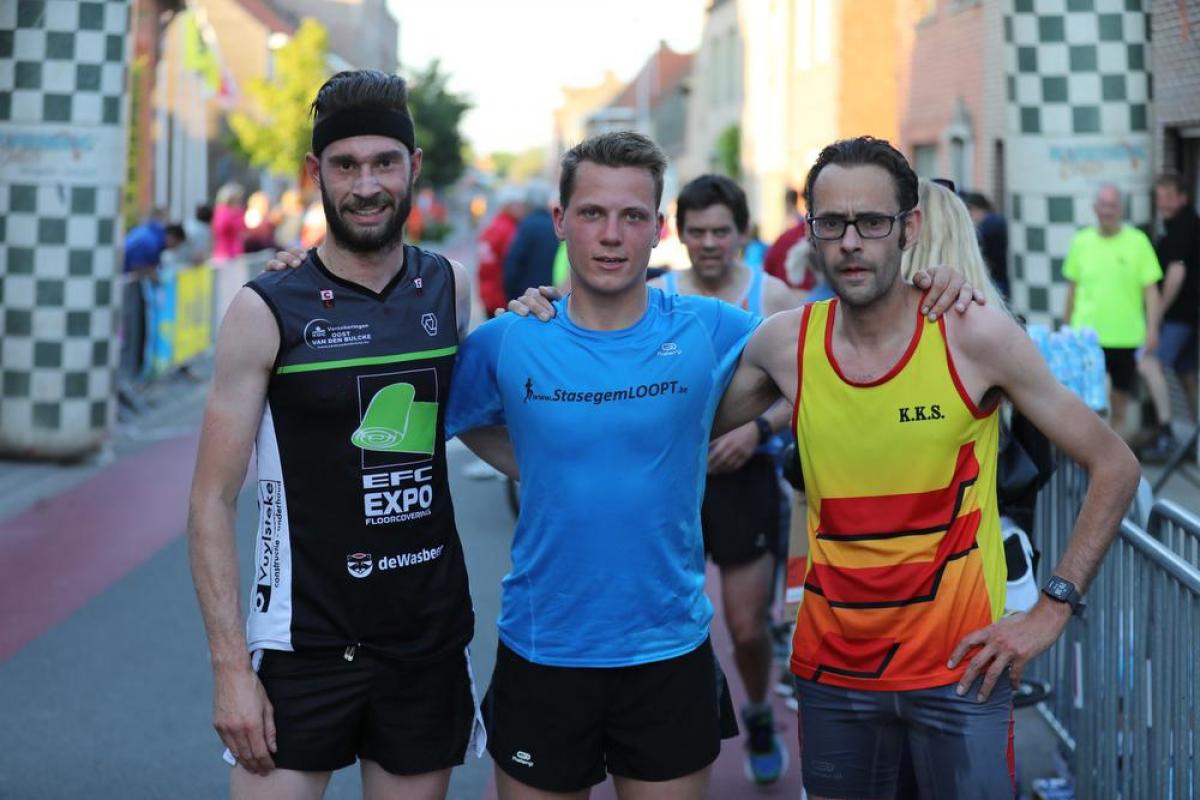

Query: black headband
<box><xmin>312</xmin><ymin>108</ymin><xmax>415</xmax><ymax>155</ymax></box>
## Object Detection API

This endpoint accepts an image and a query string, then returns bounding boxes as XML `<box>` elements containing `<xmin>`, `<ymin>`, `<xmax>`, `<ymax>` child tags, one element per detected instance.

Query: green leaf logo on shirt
<box><xmin>351</xmin><ymin>382</ymin><xmax>437</xmax><ymax>455</ymax></box>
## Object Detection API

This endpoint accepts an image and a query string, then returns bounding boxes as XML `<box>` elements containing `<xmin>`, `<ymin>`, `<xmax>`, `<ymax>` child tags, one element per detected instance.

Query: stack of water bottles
<box><xmin>1027</xmin><ymin>324</ymin><xmax>1108</xmax><ymax>413</ymax></box>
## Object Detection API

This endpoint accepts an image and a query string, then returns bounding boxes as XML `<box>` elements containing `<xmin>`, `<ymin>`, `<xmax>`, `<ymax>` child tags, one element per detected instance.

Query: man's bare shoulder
<box><xmin>750</xmin><ymin>304</ymin><xmax>805</xmax><ymax>352</ymax></box>
<box><xmin>216</xmin><ymin>287</ymin><xmax>279</xmax><ymax>368</ymax></box>
<box><xmin>761</xmin><ymin>272</ymin><xmax>801</xmax><ymax>314</ymax></box>
<box><xmin>942</xmin><ymin>303</ymin><xmax>1024</xmax><ymax>361</ymax></box>
<box><xmin>224</xmin><ymin>285</ymin><xmax>274</xmax><ymax>326</ymax></box>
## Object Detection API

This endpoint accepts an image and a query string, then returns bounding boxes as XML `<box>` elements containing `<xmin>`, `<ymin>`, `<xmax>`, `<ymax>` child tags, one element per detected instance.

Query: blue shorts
<box><xmin>1153</xmin><ymin>320</ymin><xmax>1198</xmax><ymax>374</ymax></box>
<box><xmin>794</xmin><ymin>677</ymin><xmax>1014</xmax><ymax>799</ymax></box>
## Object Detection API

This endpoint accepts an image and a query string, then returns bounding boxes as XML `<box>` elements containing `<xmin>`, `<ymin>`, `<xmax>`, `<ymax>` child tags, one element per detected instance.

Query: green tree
<box><xmin>123</xmin><ymin>55</ymin><xmax>147</xmax><ymax>230</ymax></box>
<box><xmin>715</xmin><ymin>123</ymin><xmax>741</xmax><ymax>180</ymax></box>
<box><xmin>406</xmin><ymin>60</ymin><xmax>472</xmax><ymax>189</ymax></box>
<box><xmin>490</xmin><ymin>151</ymin><xmax>517</xmax><ymax>178</ymax></box>
<box><xmin>506</xmin><ymin>147</ymin><xmax>548</xmax><ymax>182</ymax></box>
<box><xmin>228</xmin><ymin>19</ymin><xmax>331</xmax><ymax>177</ymax></box>
<box><xmin>487</xmin><ymin>147</ymin><xmax>545</xmax><ymax>182</ymax></box>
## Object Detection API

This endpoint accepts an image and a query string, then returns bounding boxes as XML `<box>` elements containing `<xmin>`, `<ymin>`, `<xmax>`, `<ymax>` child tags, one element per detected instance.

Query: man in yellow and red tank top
<box><xmin>712</xmin><ymin>137</ymin><xmax>1140</xmax><ymax>799</ymax></box>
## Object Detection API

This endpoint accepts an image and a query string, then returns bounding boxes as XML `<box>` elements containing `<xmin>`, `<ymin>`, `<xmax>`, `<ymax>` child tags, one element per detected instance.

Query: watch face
<box><xmin>1045</xmin><ymin>576</ymin><xmax>1071</xmax><ymax>600</ymax></box>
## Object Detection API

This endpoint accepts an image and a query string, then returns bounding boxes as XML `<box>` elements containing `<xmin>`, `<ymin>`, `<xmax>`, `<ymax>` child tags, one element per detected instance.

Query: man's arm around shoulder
<box><xmin>187</xmin><ymin>287</ymin><xmax>280</xmax><ymax>775</ymax></box>
<box><xmin>944</xmin><ymin>307</ymin><xmax>1140</xmax><ymax>701</ymax></box>
<box><xmin>712</xmin><ymin>309</ymin><xmax>801</xmax><ymax>436</ymax></box>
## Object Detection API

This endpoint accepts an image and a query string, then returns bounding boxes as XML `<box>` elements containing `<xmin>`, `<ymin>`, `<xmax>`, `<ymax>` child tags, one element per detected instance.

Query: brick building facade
<box><xmin>900</xmin><ymin>0</ymin><xmax>1006</xmax><ymax>202</ymax></box>
<box><xmin>1152</xmin><ymin>0</ymin><xmax>1200</xmax><ymax>198</ymax></box>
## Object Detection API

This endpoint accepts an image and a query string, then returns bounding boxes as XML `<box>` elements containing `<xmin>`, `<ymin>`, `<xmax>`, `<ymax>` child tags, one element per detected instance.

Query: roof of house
<box><xmin>606</xmin><ymin>42</ymin><xmax>694</xmax><ymax>112</ymax></box>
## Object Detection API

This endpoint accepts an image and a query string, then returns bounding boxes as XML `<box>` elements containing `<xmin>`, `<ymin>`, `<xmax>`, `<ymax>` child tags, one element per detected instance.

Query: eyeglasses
<box><xmin>806</xmin><ymin>211</ymin><xmax>909</xmax><ymax>241</ymax></box>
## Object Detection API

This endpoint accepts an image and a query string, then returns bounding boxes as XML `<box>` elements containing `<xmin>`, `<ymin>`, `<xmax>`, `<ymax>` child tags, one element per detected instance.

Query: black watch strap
<box><xmin>1041</xmin><ymin>575</ymin><xmax>1085</xmax><ymax>615</ymax></box>
<box><xmin>754</xmin><ymin>416</ymin><xmax>773</xmax><ymax>445</ymax></box>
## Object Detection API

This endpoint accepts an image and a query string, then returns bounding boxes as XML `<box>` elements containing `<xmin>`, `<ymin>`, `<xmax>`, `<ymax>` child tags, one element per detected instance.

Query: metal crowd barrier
<box><xmin>121</xmin><ymin>251</ymin><xmax>273</xmax><ymax>384</ymax></box>
<box><xmin>1149</xmin><ymin>499</ymin><xmax>1200</xmax><ymax>570</ymax></box>
<box><xmin>1026</xmin><ymin>454</ymin><xmax>1200</xmax><ymax>799</ymax></box>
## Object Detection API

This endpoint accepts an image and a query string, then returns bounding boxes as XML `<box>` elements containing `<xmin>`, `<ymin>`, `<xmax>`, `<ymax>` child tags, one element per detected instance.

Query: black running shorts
<box><xmin>1103</xmin><ymin>346</ymin><xmax>1138</xmax><ymax>393</ymax></box>
<box><xmin>483</xmin><ymin>638</ymin><xmax>738</xmax><ymax>793</ymax></box>
<box><xmin>256</xmin><ymin>646</ymin><xmax>478</xmax><ymax>775</ymax></box>
<box><xmin>701</xmin><ymin>453</ymin><xmax>782</xmax><ymax>566</ymax></box>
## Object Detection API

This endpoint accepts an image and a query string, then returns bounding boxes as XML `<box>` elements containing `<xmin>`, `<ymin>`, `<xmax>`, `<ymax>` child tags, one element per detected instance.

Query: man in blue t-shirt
<box><xmin>449</xmin><ymin>131</ymin><xmax>977</xmax><ymax>800</ymax></box>
<box><xmin>450</xmin><ymin>132</ymin><xmax>749</xmax><ymax>798</ymax></box>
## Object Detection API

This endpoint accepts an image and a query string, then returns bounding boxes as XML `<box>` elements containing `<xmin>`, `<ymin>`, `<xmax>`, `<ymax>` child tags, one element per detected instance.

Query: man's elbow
<box><xmin>1093</xmin><ymin>439</ymin><xmax>1141</xmax><ymax>506</ymax></box>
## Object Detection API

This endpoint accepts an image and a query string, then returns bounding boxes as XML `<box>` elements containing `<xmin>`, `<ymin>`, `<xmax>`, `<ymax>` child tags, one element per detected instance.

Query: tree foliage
<box><xmin>406</xmin><ymin>60</ymin><xmax>472</xmax><ymax>189</ymax></box>
<box><xmin>490</xmin><ymin>147</ymin><xmax>547</xmax><ymax>183</ymax></box>
<box><xmin>715</xmin><ymin>123</ymin><xmax>741</xmax><ymax>180</ymax></box>
<box><xmin>228</xmin><ymin>19</ymin><xmax>331</xmax><ymax>178</ymax></box>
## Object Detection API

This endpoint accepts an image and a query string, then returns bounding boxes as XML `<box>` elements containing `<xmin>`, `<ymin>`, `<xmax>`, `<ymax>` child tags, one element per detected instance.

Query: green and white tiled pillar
<box><xmin>0</xmin><ymin>1</ymin><xmax>130</xmax><ymax>458</ymax></box>
<box><xmin>1004</xmin><ymin>0</ymin><xmax>1152</xmax><ymax>326</ymax></box>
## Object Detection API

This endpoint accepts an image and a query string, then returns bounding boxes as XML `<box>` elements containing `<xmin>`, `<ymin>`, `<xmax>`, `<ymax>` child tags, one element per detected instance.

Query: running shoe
<box><xmin>742</xmin><ymin>704</ymin><xmax>788</xmax><ymax>785</ymax></box>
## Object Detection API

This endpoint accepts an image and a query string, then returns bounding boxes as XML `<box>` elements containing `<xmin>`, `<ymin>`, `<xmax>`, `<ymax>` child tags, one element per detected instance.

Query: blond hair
<box><xmin>901</xmin><ymin>179</ymin><xmax>1008</xmax><ymax>313</ymax></box>
<box><xmin>215</xmin><ymin>182</ymin><xmax>245</xmax><ymax>207</ymax></box>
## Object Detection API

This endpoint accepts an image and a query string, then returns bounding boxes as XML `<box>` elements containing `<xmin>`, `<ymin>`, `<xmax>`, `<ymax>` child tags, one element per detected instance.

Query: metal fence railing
<box><xmin>1149</xmin><ymin>499</ymin><xmax>1200</xmax><ymax>570</ymax></box>
<box><xmin>1026</xmin><ymin>456</ymin><xmax>1200</xmax><ymax>799</ymax></box>
<box><xmin>122</xmin><ymin>251</ymin><xmax>272</xmax><ymax>384</ymax></box>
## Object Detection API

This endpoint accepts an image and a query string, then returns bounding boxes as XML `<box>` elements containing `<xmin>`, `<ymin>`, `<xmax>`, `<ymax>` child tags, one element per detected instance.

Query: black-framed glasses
<box><xmin>806</xmin><ymin>211</ymin><xmax>909</xmax><ymax>241</ymax></box>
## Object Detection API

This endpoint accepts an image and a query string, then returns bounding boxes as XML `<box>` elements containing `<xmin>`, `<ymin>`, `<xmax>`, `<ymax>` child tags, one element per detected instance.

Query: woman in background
<box><xmin>211</xmin><ymin>182</ymin><xmax>246</xmax><ymax>264</ymax></box>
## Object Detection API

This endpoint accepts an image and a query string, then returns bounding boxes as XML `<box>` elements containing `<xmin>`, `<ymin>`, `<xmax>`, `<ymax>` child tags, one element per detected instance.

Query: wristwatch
<box><xmin>1041</xmin><ymin>575</ymin><xmax>1085</xmax><ymax>616</ymax></box>
<box><xmin>754</xmin><ymin>416</ymin><xmax>773</xmax><ymax>445</ymax></box>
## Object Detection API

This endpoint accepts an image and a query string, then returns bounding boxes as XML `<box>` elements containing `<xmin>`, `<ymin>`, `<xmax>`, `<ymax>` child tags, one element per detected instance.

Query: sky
<box><xmin>388</xmin><ymin>0</ymin><xmax>707</xmax><ymax>155</ymax></box>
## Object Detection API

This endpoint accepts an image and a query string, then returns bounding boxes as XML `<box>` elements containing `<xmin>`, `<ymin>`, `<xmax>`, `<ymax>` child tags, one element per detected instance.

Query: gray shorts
<box><xmin>795</xmin><ymin>677</ymin><xmax>1014</xmax><ymax>799</ymax></box>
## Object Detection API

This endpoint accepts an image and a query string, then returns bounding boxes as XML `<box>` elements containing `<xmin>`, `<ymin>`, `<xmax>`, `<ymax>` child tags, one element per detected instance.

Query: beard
<box><xmin>815</xmin><ymin>246</ymin><xmax>903</xmax><ymax>309</ymax></box>
<box><xmin>321</xmin><ymin>175</ymin><xmax>412</xmax><ymax>254</ymax></box>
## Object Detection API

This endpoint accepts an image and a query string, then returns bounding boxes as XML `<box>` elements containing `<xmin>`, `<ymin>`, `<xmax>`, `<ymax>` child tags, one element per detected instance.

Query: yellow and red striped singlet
<box><xmin>789</xmin><ymin>299</ymin><xmax>1006</xmax><ymax>691</ymax></box>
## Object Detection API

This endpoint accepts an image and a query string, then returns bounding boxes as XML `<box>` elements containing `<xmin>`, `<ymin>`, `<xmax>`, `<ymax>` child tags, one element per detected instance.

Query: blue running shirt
<box><xmin>447</xmin><ymin>288</ymin><xmax>758</xmax><ymax>666</ymax></box>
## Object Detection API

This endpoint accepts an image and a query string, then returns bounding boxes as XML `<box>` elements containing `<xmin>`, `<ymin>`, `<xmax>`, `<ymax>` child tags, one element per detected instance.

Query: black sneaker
<box><xmin>1140</xmin><ymin>427</ymin><xmax>1177</xmax><ymax>463</ymax></box>
<box><xmin>741</xmin><ymin>705</ymin><xmax>788</xmax><ymax>785</ymax></box>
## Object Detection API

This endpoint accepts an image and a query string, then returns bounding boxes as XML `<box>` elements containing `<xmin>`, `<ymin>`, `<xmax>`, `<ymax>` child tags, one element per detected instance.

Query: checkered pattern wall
<box><xmin>1004</xmin><ymin>0</ymin><xmax>1153</xmax><ymax>326</ymax></box>
<box><xmin>0</xmin><ymin>0</ymin><xmax>130</xmax><ymax>458</ymax></box>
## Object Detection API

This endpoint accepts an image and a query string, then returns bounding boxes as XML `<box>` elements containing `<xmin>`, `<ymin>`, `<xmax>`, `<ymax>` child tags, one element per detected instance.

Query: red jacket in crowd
<box><xmin>764</xmin><ymin>219</ymin><xmax>813</xmax><ymax>290</ymax></box>
<box><xmin>476</xmin><ymin>210</ymin><xmax>521</xmax><ymax>316</ymax></box>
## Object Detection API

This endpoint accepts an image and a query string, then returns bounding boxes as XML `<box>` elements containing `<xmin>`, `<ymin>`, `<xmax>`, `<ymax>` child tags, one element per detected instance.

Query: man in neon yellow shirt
<box><xmin>1063</xmin><ymin>183</ymin><xmax>1163</xmax><ymax>435</ymax></box>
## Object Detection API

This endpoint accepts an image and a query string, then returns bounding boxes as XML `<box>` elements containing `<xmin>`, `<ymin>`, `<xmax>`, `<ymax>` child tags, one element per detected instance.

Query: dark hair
<box><xmin>803</xmin><ymin>136</ymin><xmax>918</xmax><ymax>216</ymax></box>
<box><xmin>165</xmin><ymin>223</ymin><xmax>187</xmax><ymax>242</ymax></box>
<box><xmin>963</xmin><ymin>191</ymin><xmax>993</xmax><ymax>213</ymax></box>
<box><xmin>559</xmin><ymin>131</ymin><xmax>667</xmax><ymax>209</ymax></box>
<box><xmin>1155</xmin><ymin>172</ymin><xmax>1189</xmax><ymax>195</ymax></box>
<box><xmin>310</xmin><ymin>70</ymin><xmax>411</xmax><ymax>125</ymax></box>
<box><xmin>194</xmin><ymin>204</ymin><xmax>213</xmax><ymax>224</ymax></box>
<box><xmin>676</xmin><ymin>174</ymin><xmax>750</xmax><ymax>234</ymax></box>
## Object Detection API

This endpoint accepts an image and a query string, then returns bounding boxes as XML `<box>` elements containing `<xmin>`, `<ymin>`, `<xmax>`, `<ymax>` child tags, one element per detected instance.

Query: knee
<box><xmin>728</xmin><ymin>612</ymin><xmax>768</xmax><ymax>651</ymax></box>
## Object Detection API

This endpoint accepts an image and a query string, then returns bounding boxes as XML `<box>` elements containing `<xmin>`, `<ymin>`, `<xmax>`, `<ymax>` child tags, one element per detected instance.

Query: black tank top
<box><xmin>244</xmin><ymin>246</ymin><xmax>472</xmax><ymax>661</ymax></box>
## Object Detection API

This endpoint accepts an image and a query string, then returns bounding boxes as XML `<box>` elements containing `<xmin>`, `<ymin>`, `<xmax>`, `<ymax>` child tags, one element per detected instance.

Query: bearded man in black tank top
<box><xmin>188</xmin><ymin>70</ymin><xmax>480</xmax><ymax>800</ymax></box>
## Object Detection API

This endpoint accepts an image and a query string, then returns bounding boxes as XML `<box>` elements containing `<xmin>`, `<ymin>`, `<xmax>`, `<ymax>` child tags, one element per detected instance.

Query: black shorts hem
<box><xmin>488</xmin><ymin>747</ymin><xmax>606</xmax><ymax>794</ymax></box>
<box><xmin>268</xmin><ymin>753</ymin><xmax>357</xmax><ymax>774</ymax></box>
<box><xmin>358</xmin><ymin>747</ymin><xmax>467</xmax><ymax>778</ymax></box>
<box><xmin>606</xmin><ymin>745</ymin><xmax>721</xmax><ymax>784</ymax></box>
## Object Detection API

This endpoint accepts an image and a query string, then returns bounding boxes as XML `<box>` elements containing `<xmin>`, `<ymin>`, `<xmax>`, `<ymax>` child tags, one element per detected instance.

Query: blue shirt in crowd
<box><xmin>123</xmin><ymin>220</ymin><xmax>167</xmax><ymax>272</ymax></box>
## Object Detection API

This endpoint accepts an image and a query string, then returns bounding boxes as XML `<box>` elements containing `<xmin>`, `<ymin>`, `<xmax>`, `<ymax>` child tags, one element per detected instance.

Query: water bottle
<box><xmin>1080</xmin><ymin>328</ymin><xmax>1108</xmax><ymax>412</ymax></box>
<box><xmin>1059</xmin><ymin>326</ymin><xmax>1086</xmax><ymax>400</ymax></box>
<box><xmin>1046</xmin><ymin>332</ymin><xmax>1068</xmax><ymax>389</ymax></box>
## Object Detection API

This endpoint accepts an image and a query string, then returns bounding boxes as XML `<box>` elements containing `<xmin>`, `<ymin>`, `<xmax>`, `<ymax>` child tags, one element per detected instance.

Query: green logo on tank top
<box><xmin>351</xmin><ymin>382</ymin><xmax>437</xmax><ymax>455</ymax></box>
